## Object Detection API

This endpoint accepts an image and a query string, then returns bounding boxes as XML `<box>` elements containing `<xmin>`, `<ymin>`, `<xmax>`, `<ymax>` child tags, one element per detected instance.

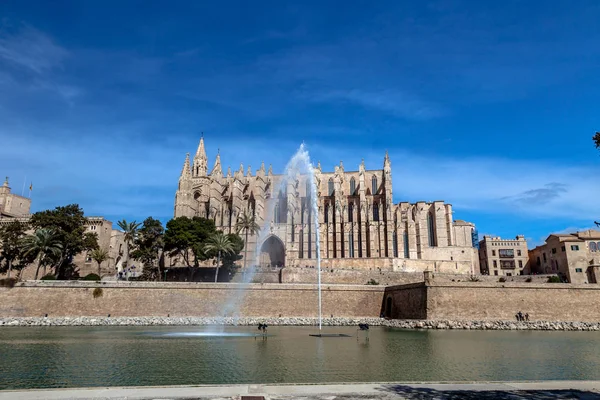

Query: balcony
<box><xmin>500</xmin><ymin>260</ymin><xmax>516</xmax><ymax>269</ymax></box>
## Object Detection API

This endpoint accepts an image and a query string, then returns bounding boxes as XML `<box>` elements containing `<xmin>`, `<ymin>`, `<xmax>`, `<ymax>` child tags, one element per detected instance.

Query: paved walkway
<box><xmin>1</xmin><ymin>381</ymin><xmax>600</xmax><ymax>399</ymax></box>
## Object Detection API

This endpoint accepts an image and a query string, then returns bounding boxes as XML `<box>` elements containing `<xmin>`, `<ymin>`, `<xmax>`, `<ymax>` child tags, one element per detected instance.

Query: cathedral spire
<box><xmin>384</xmin><ymin>150</ymin><xmax>390</xmax><ymax>166</ymax></box>
<box><xmin>246</xmin><ymin>165</ymin><xmax>252</xmax><ymax>177</ymax></box>
<box><xmin>193</xmin><ymin>135</ymin><xmax>208</xmax><ymax>177</ymax></box>
<box><xmin>227</xmin><ymin>166</ymin><xmax>232</xmax><ymax>178</ymax></box>
<box><xmin>210</xmin><ymin>149</ymin><xmax>222</xmax><ymax>176</ymax></box>
<box><xmin>180</xmin><ymin>153</ymin><xmax>191</xmax><ymax>178</ymax></box>
<box><xmin>268</xmin><ymin>164</ymin><xmax>273</xmax><ymax>176</ymax></box>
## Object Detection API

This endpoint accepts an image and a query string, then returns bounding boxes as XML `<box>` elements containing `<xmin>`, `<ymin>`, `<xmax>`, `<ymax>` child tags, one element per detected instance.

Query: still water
<box><xmin>1</xmin><ymin>325</ymin><xmax>600</xmax><ymax>390</ymax></box>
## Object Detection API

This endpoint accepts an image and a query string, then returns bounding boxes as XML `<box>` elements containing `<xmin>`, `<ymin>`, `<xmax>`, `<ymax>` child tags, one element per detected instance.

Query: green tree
<box><xmin>0</xmin><ymin>220</ymin><xmax>28</xmax><ymax>279</ymax></box>
<box><xmin>204</xmin><ymin>231</ymin><xmax>235</xmax><ymax>283</ymax></box>
<box><xmin>131</xmin><ymin>217</ymin><xmax>164</xmax><ymax>281</ymax></box>
<box><xmin>117</xmin><ymin>219</ymin><xmax>141</xmax><ymax>268</ymax></box>
<box><xmin>164</xmin><ymin>216</ymin><xmax>216</xmax><ymax>279</ymax></box>
<box><xmin>90</xmin><ymin>248</ymin><xmax>109</xmax><ymax>277</ymax></box>
<box><xmin>221</xmin><ymin>233</ymin><xmax>244</xmax><ymax>276</ymax></box>
<box><xmin>21</xmin><ymin>229</ymin><xmax>63</xmax><ymax>280</ymax></box>
<box><xmin>29</xmin><ymin>204</ymin><xmax>99</xmax><ymax>278</ymax></box>
<box><xmin>235</xmin><ymin>211</ymin><xmax>260</xmax><ymax>270</ymax></box>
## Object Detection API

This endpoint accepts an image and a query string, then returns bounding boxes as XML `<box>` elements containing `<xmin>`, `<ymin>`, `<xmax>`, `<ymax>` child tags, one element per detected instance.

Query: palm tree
<box><xmin>90</xmin><ymin>248</ymin><xmax>109</xmax><ymax>277</ymax></box>
<box><xmin>204</xmin><ymin>232</ymin><xmax>235</xmax><ymax>283</ymax></box>
<box><xmin>21</xmin><ymin>229</ymin><xmax>63</xmax><ymax>280</ymax></box>
<box><xmin>117</xmin><ymin>219</ymin><xmax>141</xmax><ymax>268</ymax></box>
<box><xmin>235</xmin><ymin>210</ymin><xmax>260</xmax><ymax>270</ymax></box>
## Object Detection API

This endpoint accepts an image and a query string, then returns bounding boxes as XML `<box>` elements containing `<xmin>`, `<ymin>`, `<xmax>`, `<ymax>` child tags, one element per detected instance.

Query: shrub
<box><xmin>366</xmin><ymin>279</ymin><xmax>379</xmax><ymax>285</ymax></box>
<box><xmin>469</xmin><ymin>275</ymin><xmax>480</xmax><ymax>282</ymax></box>
<box><xmin>92</xmin><ymin>287</ymin><xmax>103</xmax><ymax>298</ymax></box>
<box><xmin>0</xmin><ymin>278</ymin><xmax>17</xmax><ymax>288</ymax></box>
<box><xmin>525</xmin><ymin>277</ymin><xmax>532</xmax><ymax>282</ymax></box>
<box><xmin>82</xmin><ymin>273</ymin><xmax>101</xmax><ymax>281</ymax></box>
<box><xmin>41</xmin><ymin>274</ymin><xmax>56</xmax><ymax>280</ymax></box>
<box><xmin>547</xmin><ymin>276</ymin><xmax>562</xmax><ymax>283</ymax></box>
<box><xmin>499</xmin><ymin>277</ymin><xmax>506</xmax><ymax>282</ymax></box>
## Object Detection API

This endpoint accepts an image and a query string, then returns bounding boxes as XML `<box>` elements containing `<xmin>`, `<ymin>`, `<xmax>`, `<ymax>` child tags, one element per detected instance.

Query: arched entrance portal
<box><xmin>260</xmin><ymin>236</ymin><xmax>285</xmax><ymax>268</ymax></box>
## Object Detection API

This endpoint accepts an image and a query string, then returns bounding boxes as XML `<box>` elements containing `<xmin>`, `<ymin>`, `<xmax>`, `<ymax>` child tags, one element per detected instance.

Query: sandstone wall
<box><xmin>0</xmin><ymin>282</ymin><xmax>385</xmax><ymax>318</ymax></box>
<box><xmin>385</xmin><ymin>282</ymin><xmax>600</xmax><ymax>322</ymax></box>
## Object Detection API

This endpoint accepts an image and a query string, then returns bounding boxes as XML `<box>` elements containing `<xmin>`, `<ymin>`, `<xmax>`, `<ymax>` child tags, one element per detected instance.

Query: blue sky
<box><xmin>0</xmin><ymin>0</ymin><xmax>599</xmax><ymax>246</ymax></box>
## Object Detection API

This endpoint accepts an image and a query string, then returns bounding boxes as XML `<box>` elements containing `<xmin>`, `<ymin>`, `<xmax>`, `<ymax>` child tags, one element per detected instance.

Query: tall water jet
<box><xmin>218</xmin><ymin>143</ymin><xmax>322</xmax><ymax>329</ymax></box>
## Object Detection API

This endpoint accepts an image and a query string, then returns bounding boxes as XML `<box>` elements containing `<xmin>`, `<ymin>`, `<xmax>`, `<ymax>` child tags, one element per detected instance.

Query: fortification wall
<box><xmin>385</xmin><ymin>282</ymin><xmax>600</xmax><ymax>322</ymax></box>
<box><xmin>0</xmin><ymin>281</ymin><xmax>384</xmax><ymax>318</ymax></box>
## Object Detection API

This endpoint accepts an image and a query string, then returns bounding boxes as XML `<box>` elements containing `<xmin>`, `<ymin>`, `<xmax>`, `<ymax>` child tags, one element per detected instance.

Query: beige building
<box><xmin>0</xmin><ymin>177</ymin><xmax>31</xmax><ymax>218</ymax></box>
<box><xmin>529</xmin><ymin>230</ymin><xmax>600</xmax><ymax>284</ymax></box>
<box><xmin>478</xmin><ymin>235</ymin><xmax>529</xmax><ymax>276</ymax></box>
<box><xmin>0</xmin><ymin>177</ymin><xmax>125</xmax><ymax>279</ymax></box>
<box><xmin>173</xmin><ymin>137</ymin><xmax>480</xmax><ymax>274</ymax></box>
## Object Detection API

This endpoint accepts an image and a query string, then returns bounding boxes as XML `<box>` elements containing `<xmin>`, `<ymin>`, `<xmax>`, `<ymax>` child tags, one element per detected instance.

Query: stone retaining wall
<box><xmin>0</xmin><ymin>281</ymin><xmax>384</xmax><ymax>318</ymax></box>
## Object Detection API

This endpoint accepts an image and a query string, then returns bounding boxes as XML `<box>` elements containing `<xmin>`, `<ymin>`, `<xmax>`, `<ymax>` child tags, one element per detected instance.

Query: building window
<box><xmin>291</xmin><ymin>216</ymin><xmax>295</xmax><ymax>243</ymax></box>
<box><xmin>85</xmin><ymin>254</ymin><xmax>92</xmax><ymax>263</ymax></box>
<box><xmin>571</xmin><ymin>245</ymin><xmax>580</xmax><ymax>251</ymax></box>
<box><xmin>551</xmin><ymin>248</ymin><xmax>556</xmax><ymax>254</ymax></box>
<box><xmin>536</xmin><ymin>256</ymin><xmax>540</xmax><ymax>266</ymax></box>
<box><xmin>494</xmin><ymin>270</ymin><xmax>498</xmax><ymax>276</ymax></box>
<box><xmin>348</xmin><ymin>232</ymin><xmax>354</xmax><ymax>257</ymax></box>
<box><xmin>393</xmin><ymin>231</ymin><xmax>398</xmax><ymax>257</ymax></box>
<box><xmin>403</xmin><ymin>231</ymin><xmax>409</xmax><ymax>258</ymax></box>
<box><xmin>328</xmin><ymin>178</ymin><xmax>334</xmax><ymax>196</ymax></box>
<box><xmin>561</xmin><ymin>245</ymin><xmax>566</xmax><ymax>252</ymax></box>
<box><xmin>373</xmin><ymin>203</ymin><xmax>379</xmax><ymax>222</ymax></box>
<box><xmin>517</xmin><ymin>250</ymin><xmax>522</xmax><ymax>256</ymax></box>
<box><xmin>306</xmin><ymin>180</ymin><xmax>311</xmax><ymax>197</ymax></box>
<box><xmin>371</xmin><ymin>175</ymin><xmax>378</xmax><ymax>194</ymax></box>
<box><xmin>492</xmin><ymin>250</ymin><xmax>496</xmax><ymax>256</ymax></box>
<box><xmin>518</xmin><ymin>260</ymin><xmax>523</xmax><ymax>268</ymax></box>
<box><xmin>427</xmin><ymin>212</ymin><xmax>436</xmax><ymax>247</ymax></box>
<box><xmin>493</xmin><ymin>260</ymin><xmax>497</xmax><ymax>268</ymax></box>
<box><xmin>350</xmin><ymin>178</ymin><xmax>356</xmax><ymax>195</ymax></box>
<box><xmin>274</xmin><ymin>204</ymin><xmax>280</xmax><ymax>224</ymax></box>
<box><xmin>575</xmin><ymin>268</ymin><xmax>583</xmax><ymax>273</ymax></box>
<box><xmin>324</xmin><ymin>204</ymin><xmax>329</xmax><ymax>223</ymax></box>
<box><xmin>543</xmin><ymin>253</ymin><xmax>547</xmax><ymax>262</ymax></box>
<box><xmin>591</xmin><ymin>242</ymin><xmax>598</xmax><ymax>252</ymax></box>
<box><xmin>348</xmin><ymin>203</ymin><xmax>353</xmax><ymax>222</ymax></box>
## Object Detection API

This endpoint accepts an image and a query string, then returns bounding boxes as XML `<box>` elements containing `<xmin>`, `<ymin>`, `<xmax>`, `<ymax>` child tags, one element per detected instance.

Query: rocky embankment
<box><xmin>1</xmin><ymin>316</ymin><xmax>600</xmax><ymax>330</ymax></box>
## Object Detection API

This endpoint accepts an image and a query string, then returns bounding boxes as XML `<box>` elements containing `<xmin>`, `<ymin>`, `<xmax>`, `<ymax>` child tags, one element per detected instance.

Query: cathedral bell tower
<box><xmin>193</xmin><ymin>136</ymin><xmax>208</xmax><ymax>177</ymax></box>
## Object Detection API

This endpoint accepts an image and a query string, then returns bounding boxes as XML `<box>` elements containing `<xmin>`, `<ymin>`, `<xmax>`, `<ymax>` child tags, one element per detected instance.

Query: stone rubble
<box><xmin>0</xmin><ymin>317</ymin><xmax>599</xmax><ymax>330</ymax></box>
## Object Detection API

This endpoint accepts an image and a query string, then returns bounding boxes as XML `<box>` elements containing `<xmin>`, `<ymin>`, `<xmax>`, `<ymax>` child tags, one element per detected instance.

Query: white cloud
<box><xmin>0</xmin><ymin>25</ymin><xmax>67</xmax><ymax>73</ymax></box>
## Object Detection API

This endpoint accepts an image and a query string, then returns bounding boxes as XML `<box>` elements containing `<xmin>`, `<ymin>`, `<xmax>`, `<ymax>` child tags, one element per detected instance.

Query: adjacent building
<box><xmin>529</xmin><ymin>230</ymin><xmax>600</xmax><ymax>284</ymax></box>
<box><xmin>173</xmin><ymin>137</ymin><xmax>480</xmax><ymax>274</ymax></box>
<box><xmin>0</xmin><ymin>177</ymin><xmax>31</xmax><ymax>218</ymax></box>
<box><xmin>478</xmin><ymin>235</ymin><xmax>529</xmax><ymax>276</ymax></box>
<box><xmin>0</xmin><ymin>177</ymin><xmax>125</xmax><ymax>279</ymax></box>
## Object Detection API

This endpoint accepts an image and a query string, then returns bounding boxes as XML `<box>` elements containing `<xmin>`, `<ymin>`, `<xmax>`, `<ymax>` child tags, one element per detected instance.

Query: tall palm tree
<box><xmin>90</xmin><ymin>248</ymin><xmax>109</xmax><ymax>277</ymax></box>
<box><xmin>204</xmin><ymin>232</ymin><xmax>235</xmax><ymax>283</ymax></box>
<box><xmin>117</xmin><ymin>219</ymin><xmax>141</xmax><ymax>268</ymax></box>
<box><xmin>21</xmin><ymin>229</ymin><xmax>63</xmax><ymax>280</ymax></box>
<box><xmin>235</xmin><ymin>210</ymin><xmax>260</xmax><ymax>270</ymax></box>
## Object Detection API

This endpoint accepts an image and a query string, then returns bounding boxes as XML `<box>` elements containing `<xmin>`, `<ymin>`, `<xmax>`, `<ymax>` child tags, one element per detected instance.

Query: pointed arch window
<box><xmin>328</xmin><ymin>178</ymin><xmax>334</xmax><ymax>196</ymax></box>
<box><xmin>403</xmin><ymin>231</ymin><xmax>410</xmax><ymax>258</ymax></box>
<box><xmin>348</xmin><ymin>203</ymin><xmax>354</xmax><ymax>222</ymax></box>
<box><xmin>393</xmin><ymin>231</ymin><xmax>398</xmax><ymax>257</ymax></box>
<box><xmin>274</xmin><ymin>203</ymin><xmax>280</xmax><ymax>224</ymax></box>
<box><xmin>373</xmin><ymin>203</ymin><xmax>379</xmax><ymax>222</ymax></box>
<box><xmin>427</xmin><ymin>212</ymin><xmax>437</xmax><ymax>247</ymax></box>
<box><xmin>324</xmin><ymin>204</ymin><xmax>329</xmax><ymax>223</ymax></box>
<box><xmin>371</xmin><ymin>175</ymin><xmax>378</xmax><ymax>194</ymax></box>
<box><xmin>350</xmin><ymin>177</ymin><xmax>356</xmax><ymax>195</ymax></box>
<box><xmin>306</xmin><ymin>179</ymin><xmax>312</xmax><ymax>198</ymax></box>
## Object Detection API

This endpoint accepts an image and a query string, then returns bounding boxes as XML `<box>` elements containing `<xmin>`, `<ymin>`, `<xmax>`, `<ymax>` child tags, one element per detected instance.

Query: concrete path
<box><xmin>1</xmin><ymin>381</ymin><xmax>600</xmax><ymax>399</ymax></box>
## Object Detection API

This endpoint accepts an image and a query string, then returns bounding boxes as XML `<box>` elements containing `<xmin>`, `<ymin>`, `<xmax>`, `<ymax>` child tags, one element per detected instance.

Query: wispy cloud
<box><xmin>0</xmin><ymin>25</ymin><xmax>67</xmax><ymax>73</ymax></box>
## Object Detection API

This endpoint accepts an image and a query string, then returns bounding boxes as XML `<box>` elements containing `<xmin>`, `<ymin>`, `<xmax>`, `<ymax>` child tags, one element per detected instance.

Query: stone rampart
<box><xmin>385</xmin><ymin>281</ymin><xmax>600</xmax><ymax>322</ymax></box>
<box><xmin>0</xmin><ymin>281</ymin><xmax>385</xmax><ymax>318</ymax></box>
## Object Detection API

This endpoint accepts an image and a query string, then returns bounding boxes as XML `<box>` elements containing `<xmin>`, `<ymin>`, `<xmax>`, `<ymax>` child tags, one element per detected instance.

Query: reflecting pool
<box><xmin>1</xmin><ymin>325</ymin><xmax>600</xmax><ymax>390</ymax></box>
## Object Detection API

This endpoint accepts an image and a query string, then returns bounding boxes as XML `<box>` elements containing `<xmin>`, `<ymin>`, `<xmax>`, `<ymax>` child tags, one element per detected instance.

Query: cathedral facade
<box><xmin>174</xmin><ymin>138</ymin><xmax>479</xmax><ymax>274</ymax></box>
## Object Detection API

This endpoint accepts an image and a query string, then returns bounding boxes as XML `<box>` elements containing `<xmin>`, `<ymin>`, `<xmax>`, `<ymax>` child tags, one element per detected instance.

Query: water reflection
<box><xmin>1</xmin><ymin>326</ymin><xmax>600</xmax><ymax>390</ymax></box>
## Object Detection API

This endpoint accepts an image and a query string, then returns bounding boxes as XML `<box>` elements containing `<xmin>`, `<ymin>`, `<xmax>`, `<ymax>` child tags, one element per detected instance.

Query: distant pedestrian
<box><xmin>517</xmin><ymin>311</ymin><xmax>524</xmax><ymax>321</ymax></box>
<box><xmin>525</xmin><ymin>313</ymin><xmax>529</xmax><ymax>321</ymax></box>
